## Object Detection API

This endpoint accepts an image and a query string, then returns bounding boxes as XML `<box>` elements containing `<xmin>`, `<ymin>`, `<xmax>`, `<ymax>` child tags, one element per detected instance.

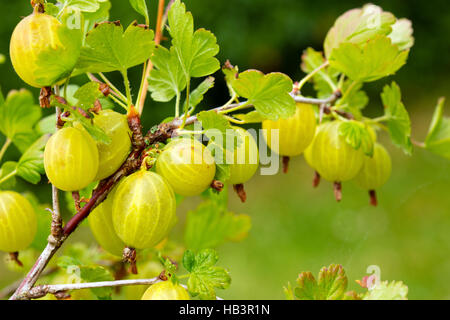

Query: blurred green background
<box><xmin>1</xmin><ymin>0</ymin><xmax>450</xmax><ymax>300</ymax></box>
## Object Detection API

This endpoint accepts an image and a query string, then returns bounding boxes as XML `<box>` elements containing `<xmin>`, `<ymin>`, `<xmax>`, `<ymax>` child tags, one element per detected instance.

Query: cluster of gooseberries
<box><xmin>2</xmin><ymin>6</ymin><xmax>393</xmax><ymax>300</ymax></box>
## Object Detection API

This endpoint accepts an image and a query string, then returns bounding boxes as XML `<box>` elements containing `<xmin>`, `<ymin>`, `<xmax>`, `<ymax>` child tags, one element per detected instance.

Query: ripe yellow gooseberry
<box><xmin>141</xmin><ymin>281</ymin><xmax>190</xmax><ymax>300</ymax></box>
<box><xmin>0</xmin><ymin>191</ymin><xmax>37</xmax><ymax>253</ymax></box>
<box><xmin>88</xmin><ymin>188</ymin><xmax>125</xmax><ymax>257</ymax></box>
<box><xmin>156</xmin><ymin>138</ymin><xmax>216</xmax><ymax>196</ymax></box>
<box><xmin>10</xmin><ymin>12</ymin><xmax>81</xmax><ymax>88</ymax></box>
<box><xmin>112</xmin><ymin>171</ymin><xmax>177</xmax><ymax>249</ymax></box>
<box><xmin>262</xmin><ymin>103</ymin><xmax>317</xmax><ymax>157</ymax></box>
<box><xmin>93</xmin><ymin>110</ymin><xmax>132</xmax><ymax>181</ymax></box>
<box><xmin>44</xmin><ymin>127</ymin><xmax>99</xmax><ymax>191</ymax></box>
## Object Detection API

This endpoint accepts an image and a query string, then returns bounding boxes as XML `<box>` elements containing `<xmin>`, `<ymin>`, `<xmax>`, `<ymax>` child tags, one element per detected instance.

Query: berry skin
<box><xmin>44</xmin><ymin>127</ymin><xmax>99</xmax><ymax>191</ymax></box>
<box><xmin>226</xmin><ymin>127</ymin><xmax>259</xmax><ymax>185</ymax></box>
<box><xmin>156</xmin><ymin>138</ymin><xmax>216</xmax><ymax>196</ymax></box>
<box><xmin>10</xmin><ymin>12</ymin><xmax>81</xmax><ymax>88</ymax></box>
<box><xmin>112</xmin><ymin>171</ymin><xmax>177</xmax><ymax>249</ymax></box>
<box><xmin>310</xmin><ymin>121</ymin><xmax>365</xmax><ymax>183</ymax></box>
<box><xmin>88</xmin><ymin>188</ymin><xmax>125</xmax><ymax>257</ymax></box>
<box><xmin>354</xmin><ymin>143</ymin><xmax>392</xmax><ymax>190</ymax></box>
<box><xmin>141</xmin><ymin>281</ymin><xmax>190</xmax><ymax>300</ymax></box>
<box><xmin>262</xmin><ymin>103</ymin><xmax>317</xmax><ymax>157</ymax></box>
<box><xmin>93</xmin><ymin>110</ymin><xmax>132</xmax><ymax>181</ymax></box>
<box><xmin>0</xmin><ymin>191</ymin><xmax>37</xmax><ymax>253</ymax></box>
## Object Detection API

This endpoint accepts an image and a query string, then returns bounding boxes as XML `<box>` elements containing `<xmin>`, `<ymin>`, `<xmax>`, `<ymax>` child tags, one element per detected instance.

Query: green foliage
<box><xmin>425</xmin><ymin>98</ymin><xmax>450</xmax><ymax>159</ymax></box>
<box><xmin>129</xmin><ymin>0</ymin><xmax>149</xmax><ymax>23</ymax></box>
<box><xmin>184</xmin><ymin>77</ymin><xmax>215</xmax><ymax>112</ymax></box>
<box><xmin>16</xmin><ymin>135</ymin><xmax>50</xmax><ymax>184</ymax></box>
<box><xmin>381</xmin><ymin>82</ymin><xmax>412</xmax><ymax>155</ymax></box>
<box><xmin>338</xmin><ymin>121</ymin><xmax>374</xmax><ymax>156</ymax></box>
<box><xmin>231</xmin><ymin>70</ymin><xmax>296</xmax><ymax>120</ymax></box>
<box><xmin>73</xmin><ymin>82</ymin><xmax>104</xmax><ymax>110</ymax></box>
<box><xmin>363</xmin><ymin>281</ymin><xmax>408</xmax><ymax>300</ymax></box>
<box><xmin>185</xmin><ymin>189</ymin><xmax>251</xmax><ymax>250</ymax></box>
<box><xmin>183</xmin><ymin>249</ymin><xmax>231</xmax><ymax>300</ymax></box>
<box><xmin>76</xmin><ymin>22</ymin><xmax>155</xmax><ymax>74</ymax></box>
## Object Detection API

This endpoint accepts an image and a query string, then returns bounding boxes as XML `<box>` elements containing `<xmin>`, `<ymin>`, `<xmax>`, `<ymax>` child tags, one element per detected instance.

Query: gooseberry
<box><xmin>112</xmin><ymin>171</ymin><xmax>177</xmax><ymax>249</ymax></box>
<box><xmin>44</xmin><ymin>127</ymin><xmax>99</xmax><ymax>191</ymax></box>
<box><xmin>93</xmin><ymin>110</ymin><xmax>132</xmax><ymax>181</ymax></box>
<box><xmin>354</xmin><ymin>143</ymin><xmax>392</xmax><ymax>206</ymax></box>
<box><xmin>156</xmin><ymin>138</ymin><xmax>216</xmax><ymax>196</ymax></box>
<box><xmin>0</xmin><ymin>191</ymin><xmax>37</xmax><ymax>253</ymax></box>
<box><xmin>88</xmin><ymin>188</ymin><xmax>125</xmax><ymax>257</ymax></box>
<box><xmin>141</xmin><ymin>281</ymin><xmax>190</xmax><ymax>300</ymax></box>
<box><xmin>262</xmin><ymin>103</ymin><xmax>317</xmax><ymax>157</ymax></box>
<box><xmin>10</xmin><ymin>12</ymin><xmax>82</xmax><ymax>88</ymax></box>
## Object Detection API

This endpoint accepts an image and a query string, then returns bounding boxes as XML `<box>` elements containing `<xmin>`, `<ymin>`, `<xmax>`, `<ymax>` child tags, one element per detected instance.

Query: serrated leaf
<box><xmin>425</xmin><ymin>98</ymin><xmax>450</xmax><ymax>159</ymax></box>
<box><xmin>168</xmin><ymin>0</ymin><xmax>220</xmax><ymax>80</ymax></box>
<box><xmin>222</xmin><ymin>62</ymin><xmax>239</xmax><ymax>97</ymax></box>
<box><xmin>329</xmin><ymin>36</ymin><xmax>409</xmax><ymax>83</ymax></box>
<box><xmin>381</xmin><ymin>82</ymin><xmax>412</xmax><ymax>155</ymax></box>
<box><xmin>185</xmin><ymin>200</ymin><xmax>251</xmax><ymax>251</ymax></box>
<box><xmin>301</xmin><ymin>47</ymin><xmax>338</xmax><ymax>97</ymax></box>
<box><xmin>73</xmin><ymin>82</ymin><xmax>104</xmax><ymax>110</ymax></box>
<box><xmin>129</xmin><ymin>0</ymin><xmax>149</xmax><ymax>22</ymax></box>
<box><xmin>83</xmin><ymin>1</ymin><xmax>111</xmax><ymax>34</ymax></box>
<box><xmin>148</xmin><ymin>46</ymin><xmax>186</xmax><ymax>102</ymax></box>
<box><xmin>71</xmin><ymin>112</ymin><xmax>111</xmax><ymax>144</ymax></box>
<box><xmin>337</xmin><ymin>80</ymin><xmax>369</xmax><ymax>119</ymax></box>
<box><xmin>76</xmin><ymin>22</ymin><xmax>155</xmax><ymax>73</ymax></box>
<box><xmin>183</xmin><ymin>249</ymin><xmax>231</xmax><ymax>300</ymax></box>
<box><xmin>232</xmin><ymin>70</ymin><xmax>296</xmax><ymax>120</ymax></box>
<box><xmin>324</xmin><ymin>4</ymin><xmax>396</xmax><ymax>58</ymax></box>
<box><xmin>197</xmin><ymin>110</ymin><xmax>232</xmax><ymax>133</ymax></box>
<box><xmin>389</xmin><ymin>19</ymin><xmax>414</xmax><ymax>51</ymax></box>
<box><xmin>295</xmin><ymin>265</ymin><xmax>349</xmax><ymax>300</ymax></box>
<box><xmin>338</xmin><ymin>121</ymin><xmax>374</xmax><ymax>156</ymax></box>
<box><xmin>57</xmin><ymin>0</ymin><xmax>101</xmax><ymax>12</ymax></box>
<box><xmin>363</xmin><ymin>280</ymin><xmax>408</xmax><ymax>300</ymax></box>
<box><xmin>0</xmin><ymin>89</ymin><xmax>42</xmax><ymax>149</ymax></box>
<box><xmin>17</xmin><ymin>135</ymin><xmax>50</xmax><ymax>184</ymax></box>
<box><xmin>79</xmin><ymin>265</ymin><xmax>114</xmax><ymax>299</ymax></box>
<box><xmin>57</xmin><ymin>256</ymin><xmax>83</xmax><ymax>269</ymax></box>
<box><xmin>234</xmin><ymin>111</ymin><xmax>268</xmax><ymax>124</ymax></box>
<box><xmin>0</xmin><ymin>161</ymin><xmax>17</xmax><ymax>190</ymax></box>
<box><xmin>183</xmin><ymin>77</ymin><xmax>215</xmax><ymax>111</ymax></box>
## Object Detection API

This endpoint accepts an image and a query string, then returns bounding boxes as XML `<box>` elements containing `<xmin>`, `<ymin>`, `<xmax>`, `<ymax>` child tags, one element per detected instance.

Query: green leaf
<box><xmin>57</xmin><ymin>256</ymin><xmax>83</xmax><ymax>269</ymax></box>
<box><xmin>17</xmin><ymin>135</ymin><xmax>50</xmax><ymax>184</ymax></box>
<box><xmin>301</xmin><ymin>47</ymin><xmax>338</xmax><ymax>97</ymax></box>
<box><xmin>79</xmin><ymin>265</ymin><xmax>114</xmax><ymax>299</ymax></box>
<box><xmin>36</xmin><ymin>115</ymin><xmax>57</xmax><ymax>135</ymax></box>
<box><xmin>57</xmin><ymin>0</ymin><xmax>101</xmax><ymax>12</ymax></box>
<box><xmin>214</xmin><ymin>163</ymin><xmax>230</xmax><ymax>182</ymax></box>
<box><xmin>363</xmin><ymin>281</ymin><xmax>408</xmax><ymax>300</ymax></box>
<box><xmin>338</xmin><ymin>121</ymin><xmax>374</xmax><ymax>156</ymax></box>
<box><xmin>295</xmin><ymin>265</ymin><xmax>349</xmax><ymax>300</ymax></box>
<box><xmin>0</xmin><ymin>89</ymin><xmax>42</xmax><ymax>149</ymax></box>
<box><xmin>197</xmin><ymin>110</ymin><xmax>232</xmax><ymax>133</ymax></box>
<box><xmin>329</xmin><ymin>36</ymin><xmax>409</xmax><ymax>83</ymax></box>
<box><xmin>73</xmin><ymin>82</ymin><xmax>104</xmax><ymax>110</ymax></box>
<box><xmin>425</xmin><ymin>98</ymin><xmax>450</xmax><ymax>159</ymax></box>
<box><xmin>184</xmin><ymin>77</ymin><xmax>215</xmax><ymax>111</ymax></box>
<box><xmin>168</xmin><ymin>0</ymin><xmax>220</xmax><ymax>79</ymax></box>
<box><xmin>76</xmin><ymin>22</ymin><xmax>155</xmax><ymax>74</ymax></box>
<box><xmin>222</xmin><ymin>61</ymin><xmax>239</xmax><ymax>97</ymax></box>
<box><xmin>185</xmin><ymin>200</ymin><xmax>251</xmax><ymax>251</ymax></box>
<box><xmin>389</xmin><ymin>19</ymin><xmax>414</xmax><ymax>51</ymax></box>
<box><xmin>324</xmin><ymin>4</ymin><xmax>396</xmax><ymax>58</ymax></box>
<box><xmin>381</xmin><ymin>82</ymin><xmax>412</xmax><ymax>155</ymax></box>
<box><xmin>183</xmin><ymin>249</ymin><xmax>231</xmax><ymax>300</ymax></box>
<box><xmin>0</xmin><ymin>161</ymin><xmax>17</xmax><ymax>190</ymax></box>
<box><xmin>26</xmin><ymin>195</ymin><xmax>52</xmax><ymax>251</ymax></box>
<box><xmin>148</xmin><ymin>46</ymin><xmax>186</xmax><ymax>102</ymax></box>
<box><xmin>337</xmin><ymin>80</ymin><xmax>369</xmax><ymax>119</ymax></box>
<box><xmin>71</xmin><ymin>113</ymin><xmax>111</xmax><ymax>144</ymax></box>
<box><xmin>234</xmin><ymin>111</ymin><xmax>268</xmax><ymax>124</ymax></box>
<box><xmin>83</xmin><ymin>1</ymin><xmax>112</xmax><ymax>34</ymax></box>
<box><xmin>129</xmin><ymin>0</ymin><xmax>149</xmax><ymax>22</ymax></box>
<box><xmin>232</xmin><ymin>70</ymin><xmax>296</xmax><ymax>120</ymax></box>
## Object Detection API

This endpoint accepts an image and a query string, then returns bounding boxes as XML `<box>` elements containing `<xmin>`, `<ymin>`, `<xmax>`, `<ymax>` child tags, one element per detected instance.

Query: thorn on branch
<box><xmin>210</xmin><ymin>180</ymin><xmax>224</xmax><ymax>192</ymax></box>
<box><xmin>333</xmin><ymin>182</ymin><xmax>342</xmax><ymax>202</ymax></box>
<box><xmin>369</xmin><ymin>190</ymin><xmax>378</xmax><ymax>207</ymax></box>
<box><xmin>233</xmin><ymin>184</ymin><xmax>247</xmax><ymax>203</ymax></box>
<box><xmin>313</xmin><ymin>171</ymin><xmax>321</xmax><ymax>188</ymax></box>
<box><xmin>282</xmin><ymin>156</ymin><xmax>290</xmax><ymax>174</ymax></box>
<box><xmin>9</xmin><ymin>252</ymin><xmax>23</xmax><ymax>267</ymax></box>
<box><xmin>123</xmin><ymin>247</ymin><xmax>138</xmax><ymax>275</ymax></box>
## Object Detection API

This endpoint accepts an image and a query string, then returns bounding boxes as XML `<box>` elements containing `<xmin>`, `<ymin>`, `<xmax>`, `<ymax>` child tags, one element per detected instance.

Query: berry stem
<box><xmin>282</xmin><ymin>156</ymin><xmax>290</xmax><ymax>174</ymax></box>
<box><xmin>333</xmin><ymin>182</ymin><xmax>342</xmax><ymax>202</ymax></box>
<box><xmin>369</xmin><ymin>190</ymin><xmax>378</xmax><ymax>207</ymax></box>
<box><xmin>9</xmin><ymin>252</ymin><xmax>23</xmax><ymax>268</ymax></box>
<box><xmin>233</xmin><ymin>184</ymin><xmax>247</xmax><ymax>203</ymax></box>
